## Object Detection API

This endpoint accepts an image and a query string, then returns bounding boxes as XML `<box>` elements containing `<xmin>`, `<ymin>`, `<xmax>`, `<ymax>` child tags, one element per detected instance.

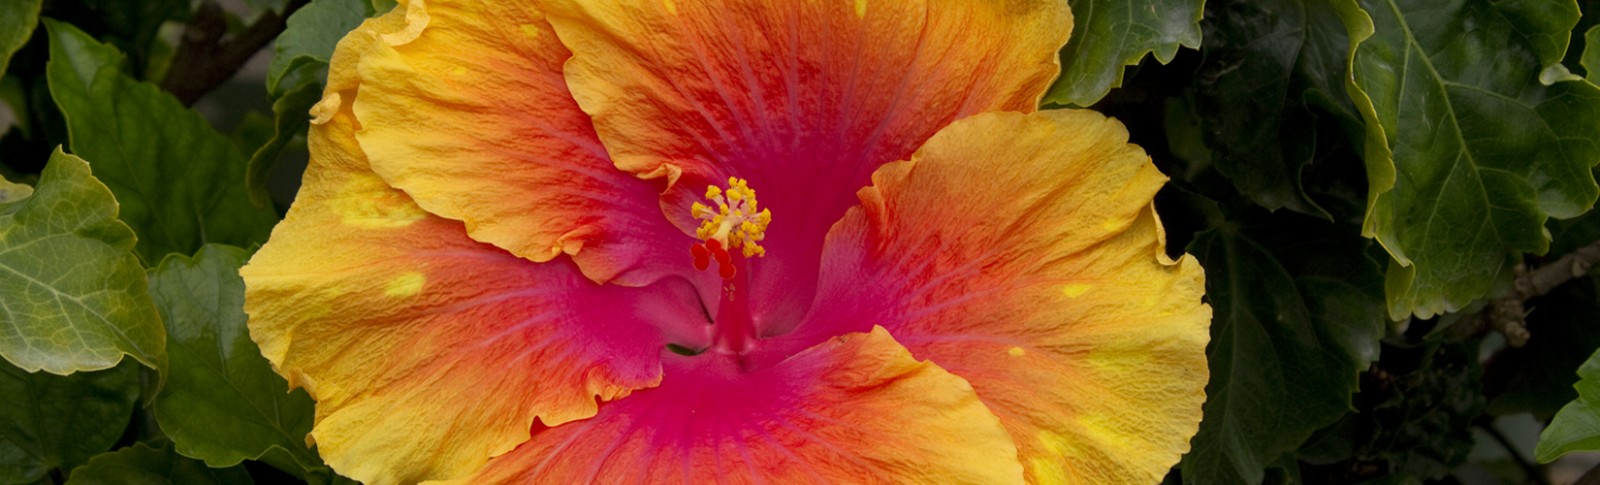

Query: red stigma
<box><xmin>691</xmin><ymin>240</ymin><xmax>737</xmax><ymax>280</ymax></box>
<box><xmin>691</xmin><ymin>243</ymin><xmax>711</xmax><ymax>271</ymax></box>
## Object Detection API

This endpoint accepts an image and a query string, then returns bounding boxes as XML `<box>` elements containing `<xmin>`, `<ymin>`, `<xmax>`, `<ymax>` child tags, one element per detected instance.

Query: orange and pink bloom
<box><xmin>240</xmin><ymin>1</ymin><xmax>1211</xmax><ymax>483</ymax></box>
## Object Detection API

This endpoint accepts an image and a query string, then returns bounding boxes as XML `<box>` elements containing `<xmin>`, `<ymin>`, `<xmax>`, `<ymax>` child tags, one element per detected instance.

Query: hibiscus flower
<box><xmin>240</xmin><ymin>1</ymin><xmax>1211</xmax><ymax>484</ymax></box>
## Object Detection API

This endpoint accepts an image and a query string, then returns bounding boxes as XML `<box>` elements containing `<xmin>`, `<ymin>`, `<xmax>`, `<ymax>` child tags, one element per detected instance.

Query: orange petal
<box><xmin>349</xmin><ymin>0</ymin><xmax>688</xmax><ymax>284</ymax></box>
<box><xmin>241</xmin><ymin>80</ymin><xmax>705</xmax><ymax>483</ymax></box>
<box><xmin>438</xmin><ymin>327</ymin><xmax>1022</xmax><ymax>484</ymax></box>
<box><xmin>541</xmin><ymin>0</ymin><xmax>1072</xmax><ymax>327</ymax></box>
<box><xmin>777</xmin><ymin>110</ymin><xmax>1211</xmax><ymax>484</ymax></box>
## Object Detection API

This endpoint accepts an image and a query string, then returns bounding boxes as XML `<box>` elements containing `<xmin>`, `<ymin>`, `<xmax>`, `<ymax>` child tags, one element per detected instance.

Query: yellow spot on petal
<box><xmin>663</xmin><ymin>0</ymin><xmax>677</xmax><ymax>15</ymax></box>
<box><xmin>1062</xmin><ymin>283</ymin><xmax>1092</xmax><ymax>298</ymax></box>
<box><xmin>330</xmin><ymin>173</ymin><xmax>428</xmax><ymax>228</ymax></box>
<box><xmin>1028</xmin><ymin>430</ymin><xmax>1075</xmax><ymax>484</ymax></box>
<box><xmin>1027</xmin><ymin>456</ymin><xmax>1069</xmax><ymax>485</ymax></box>
<box><xmin>385</xmin><ymin>271</ymin><xmax>426</xmax><ymax>297</ymax></box>
<box><xmin>519</xmin><ymin>23</ymin><xmax>544</xmax><ymax>39</ymax></box>
<box><xmin>854</xmin><ymin>0</ymin><xmax>867</xmax><ymax>18</ymax></box>
<box><xmin>1078</xmin><ymin>413</ymin><xmax>1132</xmax><ymax>456</ymax></box>
<box><xmin>451</xmin><ymin>66</ymin><xmax>467</xmax><ymax>76</ymax></box>
<box><xmin>1100</xmin><ymin>218</ymin><xmax>1124</xmax><ymax>232</ymax></box>
<box><xmin>1008</xmin><ymin>346</ymin><xmax>1026</xmax><ymax>357</ymax></box>
<box><xmin>1037</xmin><ymin>429</ymin><xmax>1074</xmax><ymax>456</ymax></box>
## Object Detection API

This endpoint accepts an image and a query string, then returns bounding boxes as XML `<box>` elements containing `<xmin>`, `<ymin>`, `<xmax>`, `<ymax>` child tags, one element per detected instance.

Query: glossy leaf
<box><xmin>1191</xmin><ymin>0</ymin><xmax>1361</xmax><ymax>217</ymax></box>
<box><xmin>1044</xmin><ymin>0</ymin><xmax>1204</xmax><ymax>107</ymax></box>
<box><xmin>266</xmin><ymin>0</ymin><xmax>364</xmax><ymax>95</ymax></box>
<box><xmin>148</xmin><ymin>245</ymin><xmax>326</xmax><ymax>479</ymax></box>
<box><xmin>64</xmin><ymin>442</ymin><xmax>252</xmax><ymax>485</ymax></box>
<box><xmin>1334</xmin><ymin>0</ymin><xmax>1600</xmax><ymax>319</ymax></box>
<box><xmin>44</xmin><ymin>20</ymin><xmax>275</xmax><ymax>264</ymax></box>
<box><xmin>0</xmin><ymin>148</ymin><xmax>164</xmax><ymax>374</ymax></box>
<box><xmin>1536</xmin><ymin>346</ymin><xmax>1600</xmax><ymax>462</ymax></box>
<box><xmin>0</xmin><ymin>0</ymin><xmax>41</xmax><ymax>76</ymax></box>
<box><xmin>0</xmin><ymin>361</ymin><xmax>138</xmax><ymax>483</ymax></box>
<box><xmin>1182</xmin><ymin>213</ymin><xmax>1386</xmax><ymax>485</ymax></box>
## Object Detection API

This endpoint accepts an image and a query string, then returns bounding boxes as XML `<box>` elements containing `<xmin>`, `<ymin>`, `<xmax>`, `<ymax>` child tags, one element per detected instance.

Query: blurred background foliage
<box><xmin>5</xmin><ymin>0</ymin><xmax>1600</xmax><ymax>484</ymax></box>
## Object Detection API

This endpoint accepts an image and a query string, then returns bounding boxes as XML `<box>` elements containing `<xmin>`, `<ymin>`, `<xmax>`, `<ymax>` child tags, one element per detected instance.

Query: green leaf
<box><xmin>0</xmin><ymin>361</ymin><xmax>138</xmax><ymax>483</ymax></box>
<box><xmin>1586</xmin><ymin>25</ymin><xmax>1600</xmax><ymax>85</ymax></box>
<box><xmin>64</xmin><ymin>442</ymin><xmax>252</xmax><ymax>485</ymax></box>
<box><xmin>38</xmin><ymin>0</ymin><xmax>188</xmax><ymax>79</ymax></box>
<box><xmin>1043</xmin><ymin>0</ymin><xmax>1205</xmax><ymax>107</ymax></box>
<box><xmin>0</xmin><ymin>175</ymin><xmax>31</xmax><ymax>203</ymax></box>
<box><xmin>267</xmin><ymin>0</ymin><xmax>365</xmax><ymax>95</ymax></box>
<box><xmin>1536</xmin><ymin>346</ymin><xmax>1600</xmax><ymax>462</ymax></box>
<box><xmin>1191</xmin><ymin>0</ymin><xmax>1362</xmax><ymax>217</ymax></box>
<box><xmin>149</xmin><ymin>245</ymin><xmax>327</xmax><ymax>479</ymax></box>
<box><xmin>0</xmin><ymin>0</ymin><xmax>41</xmax><ymax>76</ymax></box>
<box><xmin>1333</xmin><ymin>0</ymin><xmax>1600</xmax><ymax>319</ymax></box>
<box><xmin>250</xmin><ymin>0</ymin><xmax>366</xmax><ymax>208</ymax></box>
<box><xmin>247</xmin><ymin>80</ymin><xmax>321</xmax><ymax>207</ymax></box>
<box><xmin>0</xmin><ymin>148</ymin><xmax>164</xmax><ymax>374</ymax></box>
<box><xmin>1181</xmin><ymin>213</ymin><xmax>1386</xmax><ymax>485</ymax></box>
<box><xmin>44</xmin><ymin>20</ymin><xmax>275</xmax><ymax>264</ymax></box>
<box><xmin>367</xmin><ymin>0</ymin><xmax>395</xmax><ymax>16</ymax></box>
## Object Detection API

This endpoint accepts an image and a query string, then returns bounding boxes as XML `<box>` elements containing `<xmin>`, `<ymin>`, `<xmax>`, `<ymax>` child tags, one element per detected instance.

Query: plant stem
<box><xmin>159</xmin><ymin>0</ymin><xmax>311</xmax><ymax>105</ymax></box>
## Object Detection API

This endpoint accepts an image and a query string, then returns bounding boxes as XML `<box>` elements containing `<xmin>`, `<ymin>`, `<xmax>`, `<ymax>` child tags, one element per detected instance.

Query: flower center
<box><xmin>688</xmin><ymin>178</ymin><xmax>772</xmax><ymax>356</ymax></box>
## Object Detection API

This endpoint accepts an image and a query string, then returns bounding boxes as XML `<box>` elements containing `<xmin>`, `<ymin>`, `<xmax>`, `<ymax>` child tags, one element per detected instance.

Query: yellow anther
<box><xmin>694</xmin><ymin>177</ymin><xmax>772</xmax><ymax>258</ymax></box>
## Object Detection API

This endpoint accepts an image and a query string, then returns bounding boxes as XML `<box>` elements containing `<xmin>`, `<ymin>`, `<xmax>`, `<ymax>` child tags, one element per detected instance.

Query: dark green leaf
<box><xmin>149</xmin><ymin>245</ymin><xmax>326</xmax><ymax>479</ymax></box>
<box><xmin>1368</xmin><ymin>344</ymin><xmax>1483</xmax><ymax>478</ymax></box>
<box><xmin>1333</xmin><ymin>0</ymin><xmax>1600</xmax><ymax>319</ymax></box>
<box><xmin>1586</xmin><ymin>25</ymin><xmax>1600</xmax><ymax>84</ymax></box>
<box><xmin>267</xmin><ymin>0</ymin><xmax>364</xmax><ymax>96</ymax></box>
<box><xmin>1191</xmin><ymin>0</ymin><xmax>1361</xmax><ymax>217</ymax></box>
<box><xmin>1044</xmin><ymin>0</ymin><xmax>1204</xmax><ymax>107</ymax></box>
<box><xmin>0</xmin><ymin>0</ymin><xmax>41</xmax><ymax>76</ymax></box>
<box><xmin>64</xmin><ymin>442</ymin><xmax>252</xmax><ymax>485</ymax></box>
<box><xmin>44</xmin><ymin>20</ymin><xmax>275</xmax><ymax>264</ymax></box>
<box><xmin>1182</xmin><ymin>213</ymin><xmax>1386</xmax><ymax>485</ymax></box>
<box><xmin>0</xmin><ymin>148</ymin><xmax>164</xmax><ymax>374</ymax></box>
<box><xmin>232</xmin><ymin>111</ymin><xmax>277</xmax><ymax>157</ymax></box>
<box><xmin>1537</xmin><ymin>346</ymin><xmax>1600</xmax><ymax>462</ymax></box>
<box><xmin>37</xmin><ymin>0</ymin><xmax>188</xmax><ymax>79</ymax></box>
<box><xmin>0</xmin><ymin>361</ymin><xmax>137</xmax><ymax>483</ymax></box>
<box><xmin>247</xmin><ymin>81</ymin><xmax>320</xmax><ymax>207</ymax></box>
<box><xmin>250</xmin><ymin>0</ymin><xmax>366</xmax><ymax>209</ymax></box>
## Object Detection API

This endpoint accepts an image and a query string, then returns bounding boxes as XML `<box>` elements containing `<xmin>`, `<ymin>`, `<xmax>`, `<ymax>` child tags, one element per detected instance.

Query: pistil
<box><xmin>688</xmin><ymin>177</ymin><xmax>772</xmax><ymax>356</ymax></box>
<box><xmin>711</xmin><ymin>273</ymin><xmax>756</xmax><ymax>355</ymax></box>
